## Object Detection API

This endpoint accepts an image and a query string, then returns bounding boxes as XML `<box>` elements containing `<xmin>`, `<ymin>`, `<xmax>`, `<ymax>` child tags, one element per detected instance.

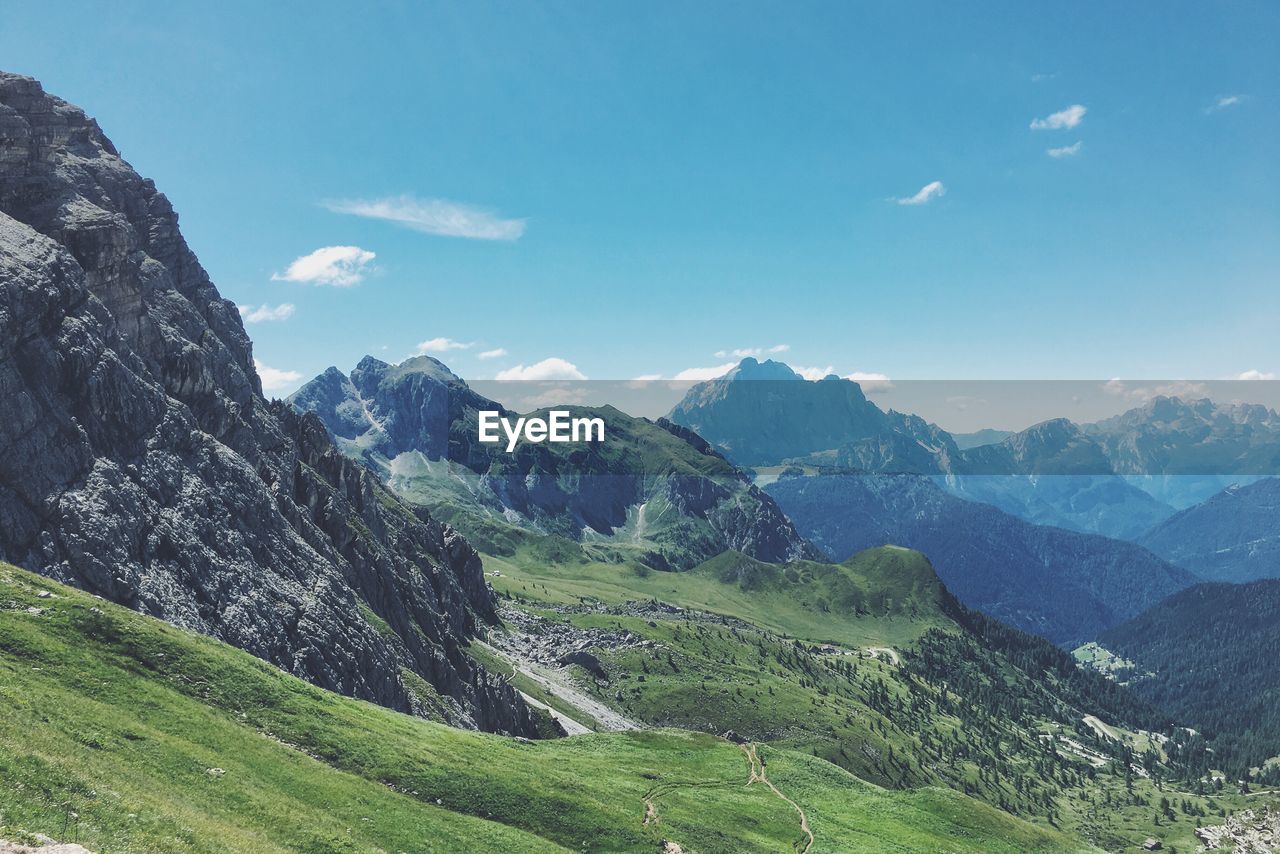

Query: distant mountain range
<box><xmin>764</xmin><ymin>472</ymin><xmax>1198</xmax><ymax>645</ymax></box>
<box><xmin>671</xmin><ymin>359</ymin><xmax>1280</xmax><ymax>479</ymax></box>
<box><xmin>290</xmin><ymin>356</ymin><xmax>817</xmax><ymax>569</ymax></box>
<box><xmin>670</xmin><ymin>358</ymin><xmax>1280</xmax><ymax>536</ymax></box>
<box><xmin>1138</xmin><ymin>477</ymin><xmax>1280</xmax><ymax>582</ymax></box>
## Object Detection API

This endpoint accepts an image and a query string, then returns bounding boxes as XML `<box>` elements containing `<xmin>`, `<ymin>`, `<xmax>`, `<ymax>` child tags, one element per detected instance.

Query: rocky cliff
<box><xmin>0</xmin><ymin>71</ymin><xmax>535</xmax><ymax>735</ymax></box>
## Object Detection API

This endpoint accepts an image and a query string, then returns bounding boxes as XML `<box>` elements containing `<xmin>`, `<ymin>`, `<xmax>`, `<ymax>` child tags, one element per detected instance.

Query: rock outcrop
<box><xmin>0</xmin><ymin>71</ymin><xmax>536</xmax><ymax>735</ymax></box>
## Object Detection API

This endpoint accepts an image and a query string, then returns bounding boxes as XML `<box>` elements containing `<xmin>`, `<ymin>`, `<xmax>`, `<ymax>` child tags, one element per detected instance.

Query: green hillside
<box><xmin>484</xmin><ymin>542</ymin><xmax>1275</xmax><ymax>853</ymax></box>
<box><xmin>0</xmin><ymin>562</ymin><xmax>1089</xmax><ymax>853</ymax></box>
<box><xmin>486</xmin><ymin>542</ymin><xmax>953</xmax><ymax>649</ymax></box>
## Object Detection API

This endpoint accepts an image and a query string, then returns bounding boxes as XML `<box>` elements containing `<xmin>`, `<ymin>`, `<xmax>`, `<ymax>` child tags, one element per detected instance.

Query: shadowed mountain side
<box><xmin>764</xmin><ymin>472</ymin><xmax>1197</xmax><ymax>645</ymax></box>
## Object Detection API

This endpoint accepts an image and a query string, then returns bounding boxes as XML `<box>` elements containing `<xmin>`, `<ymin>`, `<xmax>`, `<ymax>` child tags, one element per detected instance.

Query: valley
<box><xmin>470</xmin><ymin>540</ymin><xmax>1279</xmax><ymax>852</ymax></box>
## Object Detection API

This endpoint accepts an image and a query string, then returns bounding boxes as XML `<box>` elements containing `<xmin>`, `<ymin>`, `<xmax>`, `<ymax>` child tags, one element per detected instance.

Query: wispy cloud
<box><xmin>1031</xmin><ymin>72</ymin><xmax>1058</xmax><ymax>83</ymax></box>
<box><xmin>792</xmin><ymin>365</ymin><xmax>835</xmax><ymax>381</ymax></box>
<box><xmin>672</xmin><ymin>363</ymin><xmax>737</xmax><ymax>382</ymax></box>
<box><xmin>1205</xmin><ymin>94</ymin><xmax>1246</xmax><ymax>114</ymax></box>
<box><xmin>845</xmin><ymin>371</ymin><xmax>894</xmax><ymax>393</ymax></box>
<box><xmin>1237</xmin><ymin>369</ymin><xmax>1276</xmax><ymax>381</ymax></box>
<box><xmin>416</xmin><ymin>337</ymin><xmax>471</xmax><ymax>353</ymax></box>
<box><xmin>1046</xmin><ymin>141</ymin><xmax>1083</xmax><ymax>158</ymax></box>
<box><xmin>1102</xmin><ymin>379</ymin><xmax>1209</xmax><ymax>403</ymax></box>
<box><xmin>254</xmin><ymin>359</ymin><xmax>303</xmax><ymax>394</ymax></box>
<box><xmin>1030</xmin><ymin>104</ymin><xmax>1086</xmax><ymax>130</ymax></box>
<box><xmin>238</xmin><ymin>303</ymin><xmax>295</xmax><ymax>323</ymax></box>
<box><xmin>630</xmin><ymin>373</ymin><xmax>663</xmax><ymax>382</ymax></box>
<box><xmin>894</xmin><ymin>180</ymin><xmax>946</xmax><ymax>206</ymax></box>
<box><xmin>495</xmin><ymin>357</ymin><xmax>586</xmax><ymax>381</ymax></box>
<box><xmin>713</xmin><ymin>344</ymin><xmax>790</xmax><ymax>359</ymax></box>
<box><xmin>272</xmin><ymin>246</ymin><xmax>376</xmax><ymax>286</ymax></box>
<box><xmin>478</xmin><ymin>347</ymin><xmax>508</xmax><ymax>360</ymax></box>
<box><xmin>324</xmin><ymin>195</ymin><xmax>526</xmax><ymax>241</ymax></box>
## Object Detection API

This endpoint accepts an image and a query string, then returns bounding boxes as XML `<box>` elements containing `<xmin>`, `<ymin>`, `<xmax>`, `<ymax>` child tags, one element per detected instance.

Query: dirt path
<box><xmin>865</xmin><ymin>646</ymin><xmax>900</xmax><ymax>666</ymax></box>
<box><xmin>1082</xmin><ymin>714</ymin><xmax>1118</xmax><ymax>741</ymax></box>
<box><xmin>637</xmin><ymin>742</ymin><xmax>813</xmax><ymax>852</ymax></box>
<box><xmin>741</xmin><ymin>743</ymin><xmax>814</xmax><ymax>854</ymax></box>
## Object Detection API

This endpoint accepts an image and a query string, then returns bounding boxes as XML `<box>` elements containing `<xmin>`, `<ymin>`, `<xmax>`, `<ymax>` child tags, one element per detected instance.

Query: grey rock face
<box><xmin>0</xmin><ymin>71</ymin><xmax>535</xmax><ymax>735</ymax></box>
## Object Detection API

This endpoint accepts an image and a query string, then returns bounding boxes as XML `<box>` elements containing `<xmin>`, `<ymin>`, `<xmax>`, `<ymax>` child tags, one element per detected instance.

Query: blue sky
<box><xmin>4</xmin><ymin>1</ymin><xmax>1277</xmax><ymax>393</ymax></box>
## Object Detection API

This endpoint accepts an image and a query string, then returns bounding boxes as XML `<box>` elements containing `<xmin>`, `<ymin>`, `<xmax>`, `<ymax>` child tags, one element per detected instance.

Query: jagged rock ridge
<box><xmin>290</xmin><ymin>355</ymin><xmax>817</xmax><ymax>569</ymax></box>
<box><xmin>0</xmin><ymin>71</ymin><xmax>535</xmax><ymax>735</ymax></box>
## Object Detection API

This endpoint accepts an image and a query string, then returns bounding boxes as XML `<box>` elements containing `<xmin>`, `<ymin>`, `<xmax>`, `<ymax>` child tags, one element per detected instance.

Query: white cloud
<box><xmin>478</xmin><ymin>348</ymin><xmax>508</xmax><ymax>360</ymax></box>
<box><xmin>631</xmin><ymin>373</ymin><xmax>663</xmax><ymax>382</ymax></box>
<box><xmin>714</xmin><ymin>344</ymin><xmax>791</xmax><ymax>359</ymax></box>
<box><xmin>1047</xmin><ymin>141</ymin><xmax>1083</xmax><ymax>158</ymax></box>
<box><xmin>272</xmin><ymin>246</ymin><xmax>376</xmax><ymax>287</ymax></box>
<box><xmin>672</xmin><ymin>363</ymin><xmax>737</xmax><ymax>382</ymax></box>
<box><xmin>1102</xmin><ymin>379</ymin><xmax>1209</xmax><ymax>403</ymax></box>
<box><xmin>792</xmin><ymin>365</ymin><xmax>835</xmax><ymax>381</ymax></box>
<box><xmin>254</xmin><ymin>359</ymin><xmax>303</xmax><ymax>394</ymax></box>
<box><xmin>1031</xmin><ymin>72</ymin><xmax>1058</xmax><ymax>83</ymax></box>
<box><xmin>1237</xmin><ymin>370</ymin><xmax>1276</xmax><ymax>381</ymax></box>
<box><xmin>324</xmin><ymin>195</ymin><xmax>526</xmax><ymax>241</ymax></box>
<box><xmin>1206</xmin><ymin>94</ymin><xmax>1245</xmax><ymax>114</ymax></box>
<box><xmin>895</xmin><ymin>180</ymin><xmax>946</xmax><ymax>206</ymax></box>
<box><xmin>845</xmin><ymin>371</ymin><xmax>894</xmax><ymax>393</ymax></box>
<box><xmin>416</xmin><ymin>337</ymin><xmax>471</xmax><ymax>353</ymax></box>
<box><xmin>495</xmin><ymin>357</ymin><xmax>587</xmax><ymax>381</ymax></box>
<box><xmin>1030</xmin><ymin>104</ymin><xmax>1086</xmax><ymax>130</ymax></box>
<box><xmin>238</xmin><ymin>303</ymin><xmax>295</xmax><ymax>323</ymax></box>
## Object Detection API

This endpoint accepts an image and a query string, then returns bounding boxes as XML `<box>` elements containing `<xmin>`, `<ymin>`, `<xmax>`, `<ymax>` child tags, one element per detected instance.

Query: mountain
<box><xmin>939</xmin><ymin>475</ymin><xmax>1176</xmax><ymax>540</ymax></box>
<box><xmin>668</xmin><ymin>361</ymin><xmax>1273</xmax><ymax>536</ymax></box>
<box><xmin>1083</xmin><ymin>395</ymin><xmax>1280</xmax><ymax>476</ymax></box>
<box><xmin>0</xmin><ymin>72</ymin><xmax>534</xmax><ymax>734</ymax></box>
<box><xmin>1084</xmin><ymin>577</ymin><xmax>1280</xmax><ymax>781</ymax></box>
<box><xmin>951</xmin><ymin>428</ymin><xmax>1015</xmax><ymax>449</ymax></box>
<box><xmin>667</xmin><ymin>358</ymin><xmax>962</xmax><ymax>471</ymax></box>
<box><xmin>1137</xmin><ymin>477</ymin><xmax>1280</xmax><ymax>582</ymax></box>
<box><xmin>764</xmin><ymin>472</ymin><xmax>1198</xmax><ymax>645</ymax></box>
<box><xmin>290</xmin><ymin>356</ymin><xmax>816</xmax><ymax>569</ymax></box>
<box><xmin>961</xmin><ymin>418</ymin><xmax>1112</xmax><ymax>475</ymax></box>
<box><xmin>0</xmin><ymin>562</ymin><xmax>1093</xmax><ymax>854</ymax></box>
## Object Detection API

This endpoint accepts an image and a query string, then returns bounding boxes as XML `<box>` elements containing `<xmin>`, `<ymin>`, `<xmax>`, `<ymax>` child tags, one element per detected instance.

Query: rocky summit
<box><xmin>0</xmin><ymin>72</ymin><xmax>536</xmax><ymax>735</ymax></box>
<box><xmin>290</xmin><ymin>355</ymin><xmax>818</xmax><ymax>569</ymax></box>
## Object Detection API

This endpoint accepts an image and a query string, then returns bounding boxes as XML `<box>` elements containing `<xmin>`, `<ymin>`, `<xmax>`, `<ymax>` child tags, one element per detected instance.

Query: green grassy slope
<box><xmin>484</xmin><ymin>542</ymin><xmax>1275</xmax><ymax>853</ymax></box>
<box><xmin>0</xmin><ymin>563</ymin><xmax>1088</xmax><ymax>853</ymax></box>
<box><xmin>487</xmin><ymin>542</ymin><xmax>953</xmax><ymax>648</ymax></box>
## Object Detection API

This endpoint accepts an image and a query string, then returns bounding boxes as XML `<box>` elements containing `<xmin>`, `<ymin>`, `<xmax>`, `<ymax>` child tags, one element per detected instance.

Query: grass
<box><xmin>483</xmin><ymin>540</ymin><xmax>1278</xmax><ymax>853</ymax></box>
<box><xmin>486</xmin><ymin>544</ymin><xmax>953</xmax><ymax>649</ymax></box>
<box><xmin>0</xmin><ymin>562</ymin><xmax>1088</xmax><ymax>852</ymax></box>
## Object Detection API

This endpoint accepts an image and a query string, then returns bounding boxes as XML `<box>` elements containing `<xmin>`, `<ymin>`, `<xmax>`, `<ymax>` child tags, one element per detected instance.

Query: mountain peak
<box><xmin>728</xmin><ymin>357</ymin><xmax>803</xmax><ymax>381</ymax></box>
